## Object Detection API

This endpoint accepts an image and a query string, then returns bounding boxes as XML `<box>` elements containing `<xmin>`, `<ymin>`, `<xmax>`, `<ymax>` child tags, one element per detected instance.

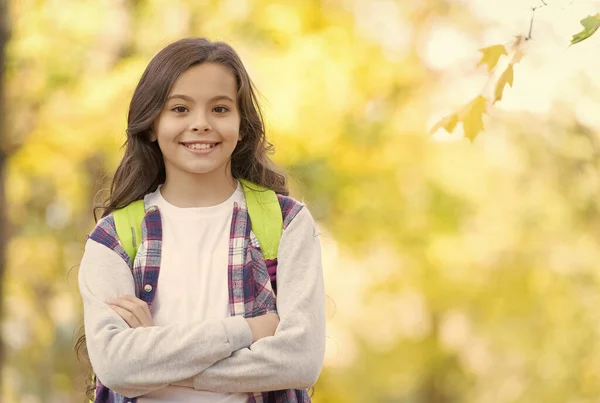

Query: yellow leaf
<box><xmin>493</xmin><ymin>64</ymin><xmax>514</xmax><ymax>104</ymax></box>
<box><xmin>477</xmin><ymin>45</ymin><xmax>508</xmax><ymax>73</ymax></box>
<box><xmin>459</xmin><ymin>96</ymin><xmax>488</xmax><ymax>142</ymax></box>
<box><xmin>430</xmin><ymin>113</ymin><xmax>459</xmax><ymax>135</ymax></box>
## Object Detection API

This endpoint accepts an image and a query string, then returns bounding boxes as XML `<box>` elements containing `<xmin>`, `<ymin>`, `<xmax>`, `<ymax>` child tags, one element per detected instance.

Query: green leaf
<box><xmin>493</xmin><ymin>64</ymin><xmax>514</xmax><ymax>104</ymax></box>
<box><xmin>477</xmin><ymin>45</ymin><xmax>508</xmax><ymax>72</ymax></box>
<box><xmin>571</xmin><ymin>14</ymin><xmax>600</xmax><ymax>45</ymax></box>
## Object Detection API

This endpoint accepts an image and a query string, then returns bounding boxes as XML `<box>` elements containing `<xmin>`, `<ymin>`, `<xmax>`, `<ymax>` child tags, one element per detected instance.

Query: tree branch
<box><xmin>527</xmin><ymin>1</ymin><xmax>550</xmax><ymax>40</ymax></box>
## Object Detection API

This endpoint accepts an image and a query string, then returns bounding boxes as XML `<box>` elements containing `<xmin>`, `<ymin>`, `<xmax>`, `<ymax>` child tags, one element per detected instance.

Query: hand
<box><xmin>106</xmin><ymin>295</ymin><xmax>154</xmax><ymax>328</ymax></box>
<box><xmin>245</xmin><ymin>313</ymin><xmax>280</xmax><ymax>343</ymax></box>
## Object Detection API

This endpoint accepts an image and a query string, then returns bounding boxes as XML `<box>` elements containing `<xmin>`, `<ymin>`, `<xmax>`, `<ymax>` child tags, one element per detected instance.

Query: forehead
<box><xmin>169</xmin><ymin>63</ymin><xmax>237</xmax><ymax>99</ymax></box>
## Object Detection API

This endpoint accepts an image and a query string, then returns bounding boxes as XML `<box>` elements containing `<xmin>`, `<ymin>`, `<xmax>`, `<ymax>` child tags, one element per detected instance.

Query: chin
<box><xmin>164</xmin><ymin>156</ymin><xmax>231</xmax><ymax>178</ymax></box>
<box><xmin>182</xmin><ymin>163</ymin><xmax>229</xmax><ymax>176</ymax></box>
<box><xmin>182</xmin><ymin>167</ymin><xmax>220</xmax><ymax>176</ymax></box>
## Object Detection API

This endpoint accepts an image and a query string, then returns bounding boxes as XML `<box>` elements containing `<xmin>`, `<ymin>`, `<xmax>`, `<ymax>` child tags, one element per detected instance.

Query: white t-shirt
<box><xmin>137</xmin><ymin>182</ymin><xmax>248</xmax><ymax>403</ymax></box>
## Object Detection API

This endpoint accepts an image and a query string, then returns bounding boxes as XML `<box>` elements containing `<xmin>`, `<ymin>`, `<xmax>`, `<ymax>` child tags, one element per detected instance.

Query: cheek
<box><xmin>155</xmin><ymin>118</ymin><xmax>183</xmax><ymax>142</ymax></box>
<box><xmin>219</xmin><ymin>118</ymin><xmax>241</xmax><ymax>140</ymax></box>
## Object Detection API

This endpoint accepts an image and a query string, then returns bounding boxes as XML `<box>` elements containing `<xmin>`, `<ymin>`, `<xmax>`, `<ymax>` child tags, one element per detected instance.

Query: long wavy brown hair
<box><xmin>75</xmin><ymin>37</ymin><xmax>288</xmax><ymax>400</ymax></box>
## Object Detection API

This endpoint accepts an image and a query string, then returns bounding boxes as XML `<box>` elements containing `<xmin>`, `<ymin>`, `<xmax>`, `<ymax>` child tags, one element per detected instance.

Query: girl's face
<box><xmin>152</xmin><ymin>63</ymin><xmax>241</xmax><ymax>182</ymax></box>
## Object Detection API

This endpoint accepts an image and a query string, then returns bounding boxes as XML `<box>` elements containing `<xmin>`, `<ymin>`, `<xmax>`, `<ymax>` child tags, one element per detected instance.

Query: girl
<box><xmin>76</xmin><ymin>37</ymin><xmax>326</xmax><ymax>403</ymax></box>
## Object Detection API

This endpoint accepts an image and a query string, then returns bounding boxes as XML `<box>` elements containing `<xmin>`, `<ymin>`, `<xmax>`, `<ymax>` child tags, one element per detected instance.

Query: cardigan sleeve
<box><xmin>190</xmin><ymin>206</ymin><xmax>327</xmax><ymax>392</ymax></box>
<box><xmin>78</xmin><ymin>220</ymin><xmax>252</xmax><ymax>398</ymax></box>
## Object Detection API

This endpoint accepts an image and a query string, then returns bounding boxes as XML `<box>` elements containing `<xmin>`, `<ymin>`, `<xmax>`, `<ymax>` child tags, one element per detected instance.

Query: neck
<box><xmin>160</xmin><ymin>166</ymin><xmax>238</xmax><ymax>208</ymax></box>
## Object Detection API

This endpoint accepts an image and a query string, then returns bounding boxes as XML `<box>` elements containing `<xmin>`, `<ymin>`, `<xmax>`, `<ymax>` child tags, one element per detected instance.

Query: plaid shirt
<box><xmin>88</xmin><ymin>194</ymin><xmax>309</xmax><ymax>403</ymax></box>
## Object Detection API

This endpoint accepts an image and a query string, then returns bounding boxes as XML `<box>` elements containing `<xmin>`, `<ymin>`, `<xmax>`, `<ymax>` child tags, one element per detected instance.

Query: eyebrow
<box><xmin>166</xmin><ymin>94</ymin><xmax>235</xmax><ymax>103</ymax></box>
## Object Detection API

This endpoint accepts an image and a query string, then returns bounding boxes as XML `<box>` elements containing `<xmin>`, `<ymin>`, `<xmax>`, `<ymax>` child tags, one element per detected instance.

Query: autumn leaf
<box><xmin>430</xmin><ymin>113</ymin><xmax>459</xmax><ymax>135</ymax></box>
<box><xmin>493</xmin><ymin>64</ymin><xmax>514</xmax><ymax>104</ymax></box>
<box><xmin>571</xmin><ymin>14</ymin><xmax>600</xmax><ymax>45</ymax></box>
<box><xmin>429</xmin><ymin>96</ymin><xmax>488</xmax><ymax>141</ymax></box>
<box><xmin>477</xmin><ymin>45</ymin><xmax>508</xmax><ymax>72</ymax></box>
<box><xmin>459</xmin><ymin>96</ymin><xmax>487</xmax><ymax>142</ymax></box>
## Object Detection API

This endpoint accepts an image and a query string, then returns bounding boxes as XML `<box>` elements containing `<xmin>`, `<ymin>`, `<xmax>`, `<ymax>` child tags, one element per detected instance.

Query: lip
<box><xmin>180</xmin><ymin>142</ymin><xmax>220</xmax><ymax>155</ymax></box>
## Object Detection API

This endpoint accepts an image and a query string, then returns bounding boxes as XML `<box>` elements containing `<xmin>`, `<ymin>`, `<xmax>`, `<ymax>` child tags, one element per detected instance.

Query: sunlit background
<box><xmin>3</xmin><ymin>0</ymin><xmax>600</xmax><ymax>402</ymax></box>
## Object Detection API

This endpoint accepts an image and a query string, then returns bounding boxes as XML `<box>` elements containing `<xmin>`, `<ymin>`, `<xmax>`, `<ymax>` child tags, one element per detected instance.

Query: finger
<box><xmin>106</xmin><ymin>297</ymin><xmax>139</xmax><ymax>313</ymax></box>
<box><xmin>118</xmin><ymin>295</ymin><xmax>153</xmax><ymax>322</ymax></box>
<box><xmin>122</xmin><ymin>295</ymin><xmax>153</xmax><ymax>326</ymax></box>
<box><xmin>107</xmin><ymin>298</ymin><xmax>150</xmax><ymax>327</ymax></box>
<box><xmin>108</xmin><ymin>304</ymin><xmax>142</xmax><ymax>328</ymax></box>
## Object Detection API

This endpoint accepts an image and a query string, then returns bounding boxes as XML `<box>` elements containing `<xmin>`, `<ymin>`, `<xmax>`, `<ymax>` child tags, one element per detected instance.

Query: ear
<box><xmin>149</xmin><ymin>129</ymin><xmax>157</xmax><ymax>142</ymax></box>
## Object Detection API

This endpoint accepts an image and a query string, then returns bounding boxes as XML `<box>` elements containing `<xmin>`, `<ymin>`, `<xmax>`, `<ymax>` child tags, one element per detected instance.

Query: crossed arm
<box><xmin>79</xmin><ymin>207</ymin><xmax>326</xmax><ymax>397</ymax></box>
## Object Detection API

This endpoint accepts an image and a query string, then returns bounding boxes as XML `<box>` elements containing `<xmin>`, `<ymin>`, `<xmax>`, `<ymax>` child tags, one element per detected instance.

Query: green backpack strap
<box><xmin>240</xmin><ymin>179</ymin><xmax>283</xmax><ymax>260</ymax></box>
<box><xmin>96</xmin><ymin>200</ymin><xmax>144</xmax><ymax>400</ymax></box>
<box><xmin>113</xmin><ymin>199</ymin><xmax>146</xmax><ymax>265</ymax></box>
<box><xmin>113</xmin><ymin>182</ymin><xmax>282</xmax><ymax>263</ymax></box>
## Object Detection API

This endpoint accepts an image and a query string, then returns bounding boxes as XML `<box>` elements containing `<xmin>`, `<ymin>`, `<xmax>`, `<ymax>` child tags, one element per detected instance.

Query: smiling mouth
<box><xmin>181</xmin><ymin>142</ymin><xmax>219</xmax><ymax>150</ymax></box>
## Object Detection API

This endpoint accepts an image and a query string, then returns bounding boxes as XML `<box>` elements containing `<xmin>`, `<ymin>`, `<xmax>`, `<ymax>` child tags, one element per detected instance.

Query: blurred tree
<box><xmin>0</xmin><ymin>0</ymin><xmax>9</xmax><ymax>386</ymax></box>
<box><xmin>3</xmin><ymin>1</ymin><xmax>600</xmax><ymax>403</ymax></box>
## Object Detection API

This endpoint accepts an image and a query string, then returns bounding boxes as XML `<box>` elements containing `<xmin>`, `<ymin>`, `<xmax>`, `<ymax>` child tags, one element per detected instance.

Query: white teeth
<box><xmin>184</xmin><ymin>143</ymin><xmax>216</xmax><ymax>150</ymax></box>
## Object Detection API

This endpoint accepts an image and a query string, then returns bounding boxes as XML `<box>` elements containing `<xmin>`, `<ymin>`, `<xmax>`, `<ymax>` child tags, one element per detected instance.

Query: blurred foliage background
<box><xmin>3</xmin><ymin>0</ymin><xmax>600</xmax><ymax>402</ymax></box>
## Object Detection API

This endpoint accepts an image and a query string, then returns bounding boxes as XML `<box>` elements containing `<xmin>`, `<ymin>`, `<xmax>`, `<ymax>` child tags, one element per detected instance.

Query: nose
<box><xmin>191</xmin><ymin>112</ymin><xmax>211</xmax><ymax>132</ymax></box>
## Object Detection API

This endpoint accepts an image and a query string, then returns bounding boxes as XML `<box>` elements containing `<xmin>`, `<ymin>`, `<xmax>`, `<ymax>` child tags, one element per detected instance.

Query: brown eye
<box><xmin>213</xmin><ymin>106</ymin><xmax>229</xmax><ymax>114</ymax></box>
<box><xmin>172</xmin><ymin>106</ymin><xmax>189</xmax><ymax>113</ymax></box>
